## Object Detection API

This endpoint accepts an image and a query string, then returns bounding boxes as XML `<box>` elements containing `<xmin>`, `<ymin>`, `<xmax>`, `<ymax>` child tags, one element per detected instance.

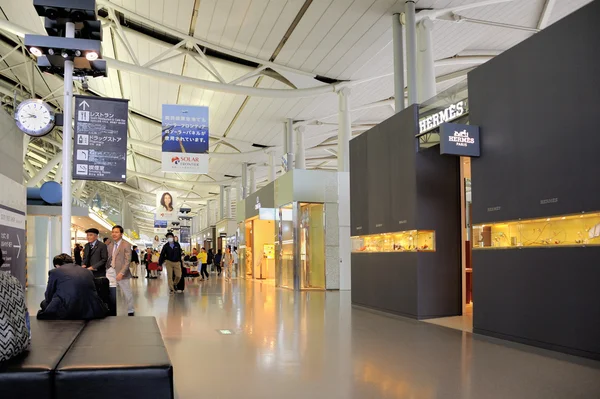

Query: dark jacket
<box><xmin>37</xmin><ymin>264</ymin><xmax>108</xmax><ymax>320</ymax></box>
<box><xmin>214</xmin><ymin>252</ymin><xmax>222</xmax><ymax>266</ymax></box>
<box><xmin>207</xmin><ymin>250</ymin><xmax>214</xmax><ymax>264</ymax></box>
<box><xmin>131</xmin><ymin>249</ymin><xmax>140</xmax><ymax>263</ymax></box>
<box><xmin>74</xmin><ymin>246</ymin><xmax>82</xmax><ymax>265</ymax></box>
<box><xmin>159</xmin><ymin>242</ymin><xmax>183</xmax><ymax>264</ymax></box>
<box><xmin>82</xmin><ymin>240</ymin><xmax>108</xmax><ymax>277</ymax></box>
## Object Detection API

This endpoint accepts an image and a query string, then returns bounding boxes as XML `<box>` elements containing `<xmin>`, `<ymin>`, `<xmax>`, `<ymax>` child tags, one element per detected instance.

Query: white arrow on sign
<box><xmin>79</xmin><ymin>100</ymin><xmax>90</xmax><ymax>110</ymax></box>
<box><xmin>13</xmin><ymin>234</ymin><xmax>21</xmax><ymax>259</ymax></box>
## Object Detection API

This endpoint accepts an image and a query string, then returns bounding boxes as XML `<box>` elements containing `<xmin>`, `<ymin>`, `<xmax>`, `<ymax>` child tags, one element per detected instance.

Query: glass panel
<box><xmin>472</xmin><ymin>212</ymin><xmax>600</xmax><ymax>249</ymax></box>
<box><xmin>351</xmin><ymin>230</ymin><xmax>436</xmax><ymax>253</ymax></box>
<box><xmin>300</xmin><ymin>203</ymin><xmax>325</xmax><ymax>289</ymax></box>
<box><xmin>244</xmin><ymin>221</ymin><xmax>253</xmax><ymax>278</ymax></box>
<box><xmin>279</xmin><ymin>204</ymin><xmax>294</xmax><ymax>289</ymax></box>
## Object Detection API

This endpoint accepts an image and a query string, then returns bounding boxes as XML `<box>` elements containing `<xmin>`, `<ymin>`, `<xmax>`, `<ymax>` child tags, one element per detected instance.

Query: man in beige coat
<box><xmin>107</xmin><ymin>225</ymin><xmax>135</xmax><ymax>316</ymax></box>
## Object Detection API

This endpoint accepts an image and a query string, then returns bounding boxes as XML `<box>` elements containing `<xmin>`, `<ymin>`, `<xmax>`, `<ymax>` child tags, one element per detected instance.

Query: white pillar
<box><xmin>249</xmin><ymin>166</ymin><xmax>256</xmax><ymax>194</ymax></box>
<box><xmin>219</xmin><ymin>185</ymin><xmax>225</xmax><ymax>220</ymax></box>
<box><xmin>241</xmin><ymin>162</ymin><xmax>248</xmax><ymax>199</ymax></box>
<box><xmin>404</xmin><ymin>1</ymin><xmax>418</xmax><ymax>106</ymax></box>
<box><xmin>61</xmin><ymin>21</ymin><xmax>75</xmax><ymax>253</ymax></box>
<box><xmin>206</xmin><ymin>200</ymin><xmax>211</xmax><ymax>227</ymax></box>
<box><xmin>337</xmin><ymin>87</ymin><xmax>351</xmax><ymax>172</ymax></box>
<box><xmin>267</xmin><ymin>151</ymin><xmax>276</xmax><ymax>182</ymax></box>
<box><xmin>295</xmin><ymin>126</ymin><xmax>306</xmax><ymax>169</ymax></box>
<box><xmin>392</xmin><ymin>13</ymin><xmax>405</xmax><ymax>112</ymax></box>
<box><xmin>416</xmin><ymin>17</ymin><xmax>437</xmax><ymax>103</ymax></box>
<box><xmin>286</xmin><ymin>119</ymin><xmax>295</xmax><ymax>171</ymax></box>
<box><xmin>224</xmin><ymin>187</ymin><xmax>231</xmax><ymax>218</ymax></box>
<box><xmin>237</xmin><ymin>180</ymin><xmax>243</xmax><ymax>203</ymax></box>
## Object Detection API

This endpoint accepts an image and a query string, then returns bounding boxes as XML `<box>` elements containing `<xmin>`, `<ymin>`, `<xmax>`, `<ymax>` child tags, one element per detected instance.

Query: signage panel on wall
<box><xmin>439</xmin><ymin>123</ymin><xmax>481</xmax><ymax>157</ymax></box>
<box><xmin>72</xmin><ymin>95</ymin><xmax>129</xmax><ymax>182</ymax></box>
<box><xmin>161</xmin><ymin>104</ymin><xmax>209</xmax><ymax>174</ymax></box>
<box><xmin>156</xmin><ymin>191</ymin><xmax>178</xmax><ymax>221</ymax></box>
<box><xmin>419</xmin><ymin>100</ymin><xmax>468</xmax><ymax>135</ymax></box>
<box><xmin>154</xmin><ymin>219</ymin><xmax>168</xmax><ymax>234</ymax></box>
<box><xmin>0</xmin><ymin>174</ymin><xmax>26</xmax><ymax>287</ymax></box>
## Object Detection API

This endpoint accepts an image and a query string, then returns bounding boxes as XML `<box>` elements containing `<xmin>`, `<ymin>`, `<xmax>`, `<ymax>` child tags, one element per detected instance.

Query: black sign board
<box><xmin>0</xmin><ymin>204</ymin><xmax>26</xmax><ymax>288</ymax></box>
<box><xmin>72</xmin><ymin>95</ymin><xmax>129</xmax><ymax>182</ymax></box>
<box><xmin>440</xmin><ymin>123</ymin><xmax>480</xmax><ymax>157</ymax></box>
<box><xmin>180</xmin><ymin>226</ymin><xmax>190</xmax><ymax>244</ymax></box>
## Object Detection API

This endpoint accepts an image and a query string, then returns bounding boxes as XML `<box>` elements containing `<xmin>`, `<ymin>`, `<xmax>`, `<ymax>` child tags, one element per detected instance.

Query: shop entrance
<box><xmin>424</xmin><ymin>156</ymin><xmax>474</xmax><ymax>332</ymax></box>
<box><xmin>299</xmin><ymin>203</ymin><xmax>325</xmax><ymax>289</ymax></box>
<box><xmin>244</xmin><ymin>217</ymin><xmax>276</xmax><ymax>281</ymax></box>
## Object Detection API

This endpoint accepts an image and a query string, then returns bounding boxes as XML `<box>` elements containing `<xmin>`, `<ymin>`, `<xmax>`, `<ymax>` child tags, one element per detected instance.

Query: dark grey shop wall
<box><xmin>350</xmin><ymin>105</ymin><xmax>461</xmax><ymax>319</ymax></box>
<box><xmin>469</xmin><ymin>0</ymin><xmax>600</xmax><ymax>223</ymax></box>
<box><xmin>473</xmin><ymin>248</ymin><xmax>600</xmax><ymax>360</ymax></box>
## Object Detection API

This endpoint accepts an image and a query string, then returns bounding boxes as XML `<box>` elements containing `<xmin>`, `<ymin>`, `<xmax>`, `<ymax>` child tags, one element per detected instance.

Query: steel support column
<box><xmin>219</xmin><ymin>185</ymin><xmax>225</xmax><ymax>220</ymax></box>
<box><xmin>392</xmin><ymin>13</ymin><xmax>405</xmax><ymax>112</ymax></box>
<box><xmin>337</xmin><ymin>87</ymin><xmax>352</xmax><ymax>172</ymax></box>
<box><xmin>295</xmin><ymin>126</ymin><xmax>306</xmax><ymax>170</ymax></box>
<box><xmin>416</xmin><ymin>17</ymin><xmax>437</xmax><ymax>103</ymax></box>
<box><xmin>268</xmin><ymin>151</ymin><xmax>276</xmax><ymax>182</ymax></box>
<box><xmin>241</xmin><ymin>163</ymin><xmax>248</xmax><ymax>199</ymax></box>
<box><xmin>249</xmin><ymin>167</ymin><xmax>256</xmax><ymax>194</ymax></box>
<box><xmin>404</xmin><ymin>1</ymin><xmax>418</xmax><ymax>105</ymax></box>
<box><xmin>60</xmin><ymin>22</ymin><xmax>75</xmax><ymax>253</ymax></box>
<box><xmin>286</xmin><ymin>118</ymin><xmax>295</xmax><ymax>171</ymax></box>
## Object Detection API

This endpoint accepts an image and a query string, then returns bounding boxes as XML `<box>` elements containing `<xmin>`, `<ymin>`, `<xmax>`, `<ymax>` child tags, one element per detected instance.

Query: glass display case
<box><xmin>472</xmin><ymin>212</ymin><xmax>600</xmax><ymax>249</ymax></box>
<box><xmin>351</xmin><ymin>230</ymin><xmax>436</xmax><ymax>253</ymax></box>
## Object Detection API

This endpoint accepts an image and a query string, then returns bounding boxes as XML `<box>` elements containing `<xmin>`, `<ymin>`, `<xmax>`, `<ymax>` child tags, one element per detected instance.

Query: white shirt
<box><xmin>232</xmin><ymin>251</ymin><xmax>239</xmax><ymax>264</ymax></box>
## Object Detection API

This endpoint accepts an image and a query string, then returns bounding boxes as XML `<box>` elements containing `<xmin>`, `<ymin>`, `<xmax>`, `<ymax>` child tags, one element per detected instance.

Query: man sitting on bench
<box><xmin>37</xmin><ymin>254</ymin><xmax>108</xmax><ymax>320</ymax></box>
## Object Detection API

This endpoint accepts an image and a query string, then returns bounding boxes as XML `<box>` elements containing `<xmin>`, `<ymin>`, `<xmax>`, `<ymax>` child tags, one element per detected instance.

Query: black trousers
<box><xmin>201</xmin><ymin>263</ymin><xmax>209</xmax><ymax>279</ymax></box>
<box><xmin>216</xmin><ymin>264</ymin><xmax>222</xmax><ymax>275</ymax></box>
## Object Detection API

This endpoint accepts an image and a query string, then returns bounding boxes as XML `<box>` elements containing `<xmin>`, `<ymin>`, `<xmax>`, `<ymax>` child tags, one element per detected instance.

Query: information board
<box><xmin>180</xmin><ymin>226</ymin><xmax>191</xmax><ymax>245</ymax></box>
<box><xmin>73</xmin><ymin>95</ymin><xmax>129</xmax><ymax>182</ymax></box>
<box><xmin>0</xmin><ymin>174</ymin><xmax>26</xmax><ymax>287</ymax></box>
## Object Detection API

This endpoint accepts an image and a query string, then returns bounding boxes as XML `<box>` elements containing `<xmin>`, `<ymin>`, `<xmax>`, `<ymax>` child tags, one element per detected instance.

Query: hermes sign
<box><xmin>439</xmin><ymin>123</ymin><xmax>480</xmax><ymax>157</ymax></box>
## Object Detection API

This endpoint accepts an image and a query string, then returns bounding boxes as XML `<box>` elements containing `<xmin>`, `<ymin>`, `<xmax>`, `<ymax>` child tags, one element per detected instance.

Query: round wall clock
<box><xmin>15</xmin><ymin>99</ymin><xmax>55</xmax><ymax>137</ymax></box>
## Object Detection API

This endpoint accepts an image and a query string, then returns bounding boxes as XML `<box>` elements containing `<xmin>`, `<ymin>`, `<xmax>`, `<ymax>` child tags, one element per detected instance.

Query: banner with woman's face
<box><xmin>156</xmin><ymin>191</ymin><xmax>178</xmax><ymax>221</ymax></box>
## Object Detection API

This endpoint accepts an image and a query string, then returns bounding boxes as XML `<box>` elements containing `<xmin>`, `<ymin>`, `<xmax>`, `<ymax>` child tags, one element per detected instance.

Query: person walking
<box><xmin>106</xmin><ymin>225</ymin><xmax>135</xmax><ymax>316</ymax></box>
<box><xmin>144</xmin><ymin>248</ymin><xmax>153</xmax><ymax>279</ymax></box>
<box><xmin>199</xmin><ymin>247</ymin><xmax>209</xmax><ymax>281</ymax></box>
<box><xmin>81</xmin><ymin>228</ymin><xmax>108</xmax><ymax>278</ymax></box>
<box><xmin>130</xmin><ymin>245</ymin><xmax>140</xmax><ymax>279</ymax></box>
<box><xmin>223</xmin><ymin>247</ymin><xmax>233</xmax><ymax>282</ymax></box>
<box><xmin>207</xmin><ymin>248</ymin><xmax>214</xmax><ymax>274</ymax></box>
<box><xmin>232</xmin><ymin>246</ymin><xmax>239</xmax><ymax>279</ymax></box>
<box><xmin>214</xmin><ymin>249</ymin><xmax>223</xmax><ymax>276</ymax></box>
<box><xmin>159</xmin><ymin>232</ymin><xmax>183</xmax><ymax>295</ymax></box>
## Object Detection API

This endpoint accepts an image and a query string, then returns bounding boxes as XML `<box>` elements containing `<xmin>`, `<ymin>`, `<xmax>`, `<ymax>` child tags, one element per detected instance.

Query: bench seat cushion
<box><xmin>0</xmin><ymin>320</ymin><xmax>85</xmax><ymax>399</ymax></box>
<box><xmin>55</xmin><ymin>317</ymin><xmax>173</xmax><ymax>399</ymax></box>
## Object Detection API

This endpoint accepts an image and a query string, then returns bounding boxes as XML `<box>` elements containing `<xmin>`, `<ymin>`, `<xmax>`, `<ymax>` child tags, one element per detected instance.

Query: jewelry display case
<box><xmin>351</xmin><ymin>230</ymin><xmax>436</xmax><ymax>253</ymax></box>
<box><xmin>472</xmin><ymin>212</ymin><xmax>600</xmax><ymax>249</ymax></box>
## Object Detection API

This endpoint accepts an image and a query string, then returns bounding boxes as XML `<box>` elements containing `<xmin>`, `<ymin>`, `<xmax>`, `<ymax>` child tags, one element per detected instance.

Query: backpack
<box><xmin>0</xmin><ymin>271</ymin><xmax>30</xmax><ymax>362</ymax></box>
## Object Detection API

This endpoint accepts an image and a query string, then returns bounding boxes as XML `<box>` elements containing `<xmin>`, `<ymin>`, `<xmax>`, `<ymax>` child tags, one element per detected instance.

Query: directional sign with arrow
<box><xmin>79</xmin><ymin>100</ymin><xmax>90</xmax><ymax>110</ymax></box>
<box><xmin>0</xmin><ymin>204</ymin><xmax>26</xmax><ymax>287</ymax></box>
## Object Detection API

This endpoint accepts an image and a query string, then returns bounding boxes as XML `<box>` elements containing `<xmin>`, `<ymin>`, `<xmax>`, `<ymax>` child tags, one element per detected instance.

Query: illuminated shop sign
<box><xmin>419</xmin><ymin>101</ymin><xmax>466</xmax><ymax>134</ymax></box>
<box><xmin>439</xmin><ymin>123</ymin><xmax>480</xmax><ymax>157</ymax></box>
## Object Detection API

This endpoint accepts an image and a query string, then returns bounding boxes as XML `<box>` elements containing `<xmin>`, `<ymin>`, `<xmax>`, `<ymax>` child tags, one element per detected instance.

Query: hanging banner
<box><xmin>72</xmin><ymin>95</ymin><xmax>129</xmax><ymax>182</ymax></box>
<box><xmin>161</xmin><ymin>104</ymin><xmax>209</xmax><ymax>174</ymax></box>
<box><xmin>154</xmin><ymin>219</ymin><xmax>168</xmax><ymax>234</ymax></box>
<box><xmin>0</xmin><ymin>174</ymin><xmax>26</xmax><ymax>287</ymax></box>
<box><xmin>156</xmin><ymin>191</ymin><xmax>178</xmax><ymax>221</ymax></box>
<box><xmin>180</xmin><ymin>226</ymin><xmax>191</xmax><ymax>245</ymax></box>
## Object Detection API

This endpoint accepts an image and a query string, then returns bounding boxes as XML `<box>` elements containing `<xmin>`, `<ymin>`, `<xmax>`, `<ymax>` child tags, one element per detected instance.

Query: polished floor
<box><xmin>27</xmin><ymin>271</ymin><xmax>600</xmax><ymax>399</ymax></box>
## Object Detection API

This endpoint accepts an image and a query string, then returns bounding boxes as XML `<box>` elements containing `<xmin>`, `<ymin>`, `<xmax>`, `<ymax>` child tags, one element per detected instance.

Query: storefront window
<box><xmin>299</xmin><ymin>203</ymin><xmax>325</xmax><ymax>289</ymax></box>
<box><xmin>278</xmin><ymin>204</ymin><xmax>294</xmax><ymax>289</ymax></box>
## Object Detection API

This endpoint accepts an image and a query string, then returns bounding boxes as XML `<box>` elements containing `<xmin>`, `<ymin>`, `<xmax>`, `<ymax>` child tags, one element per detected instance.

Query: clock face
<box><xmin>15</xmin><ymin>99</ymin><xmax>55</xmax><ymax>137</ymax></box>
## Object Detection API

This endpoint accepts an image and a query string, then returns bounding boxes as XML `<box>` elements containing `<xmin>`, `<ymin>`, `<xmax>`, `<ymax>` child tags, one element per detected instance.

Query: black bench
<box><xmin>55</xmin><ymin>317</ymin><xmax>173</xmax><ymax>399</ymax></box>
<box><xmin>0</xmin><ymin>320</ymin><xmax>85</xmax><ymax>399</ymax></box>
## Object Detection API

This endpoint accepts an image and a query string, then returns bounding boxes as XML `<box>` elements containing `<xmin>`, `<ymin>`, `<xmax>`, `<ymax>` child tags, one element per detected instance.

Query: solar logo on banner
<box><xmin>161</xmin><ymin>105</ymin><xmax>209</xmax><ymax>174</ymax></box>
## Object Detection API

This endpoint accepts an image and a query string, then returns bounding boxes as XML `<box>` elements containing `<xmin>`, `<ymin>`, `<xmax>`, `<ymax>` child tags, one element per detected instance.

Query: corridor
<box><xmin>27</xmin><ymin>276</ymin><xmax>600</xmax><ymax>399</ymax></box>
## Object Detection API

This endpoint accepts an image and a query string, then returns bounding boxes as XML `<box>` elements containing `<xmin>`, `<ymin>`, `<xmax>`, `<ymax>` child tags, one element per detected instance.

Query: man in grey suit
<box><xmin>82</xmin><ymin>228</ymin><xmax>108</xmax><ymax>278</ymax></box>
<box><xmin>106</xmin><ymin>225</ymin><xmax>135</xmax><ymax>316</ymax></box>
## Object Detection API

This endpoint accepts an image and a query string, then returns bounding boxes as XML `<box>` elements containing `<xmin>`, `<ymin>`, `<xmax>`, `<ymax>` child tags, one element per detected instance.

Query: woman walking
<box><xmin>214</xmin><ymin>249</ymin><xmax>223</xmax><ymax>276</ymax></box>
<box><xmin>207</xmin><ymin>249</ymin><xmax>214</xmax><ymax>274</ymax></box>
<box><xmin>199</xmin><ymin>248</ymin><xmax>209</xmax><ymax>281</ymax></box>
<box><xmin>222</xmin><ymin>247</ymin><xmax>234</xmax><ymax>282</ymax></box>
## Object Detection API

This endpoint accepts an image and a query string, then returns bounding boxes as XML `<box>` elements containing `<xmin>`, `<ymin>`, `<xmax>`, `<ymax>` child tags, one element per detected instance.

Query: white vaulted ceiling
<box><xmin>0</xmin><ymin>0</ymin><xmax>592</xmax><ymax>234</ymax></box>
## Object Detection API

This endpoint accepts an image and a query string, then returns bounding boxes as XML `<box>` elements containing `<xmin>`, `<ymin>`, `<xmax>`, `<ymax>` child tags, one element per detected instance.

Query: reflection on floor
<box><xmin>26</xmin><ymin>274</ymin><xmax>600</xmax><ymax>399</ymax></box>
<box><xmin>424</xmin><ymin>304</ymin><xmax>473</xmax><ymax>333</ymax></box>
